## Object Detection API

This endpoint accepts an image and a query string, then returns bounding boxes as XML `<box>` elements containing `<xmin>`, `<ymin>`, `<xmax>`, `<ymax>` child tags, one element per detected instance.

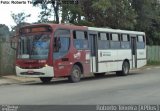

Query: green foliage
<box><xmin>133</xmin><ymin>0</ymin><xmax>160</xmax><ymax>45</ymax></box>
<box><xmin>74</xmin><ymin>20</ymin><xmax>94</xmax><ymax>26</ymax></box>
<box><xmin>11</xmin><ymin>12</ymin><xmax>31</xmax><ymax>35</ymax></box>
<box><xmin>96</xmin><ymin>0</ymin><xmax>137</xmax><ymax>29</ymax></box>
<box><xmin>38</xmin><ymin>5</ymin><xmax>53</xmax><ymax>23</ymax></box>
<box><xmin>32</xmin><ymin>0</ymin><xmax>160</xmax><ymax>45</ymax></box>
<box><xmin>11</xmin><ymin>12</ymin><xmax>31</xmax><ymax>25</ymax></box>
<box><xmin>61</xmin><ymin>4</ymin><xmax>83</xmax><ymax>24</ymax></box>
<box><xmin>92</xmin><ymin>0</ymin><xmax>111</xmax><ymax>12</ymax></box>
<box><xmin>59</xmin><ymin>0</ymin><xmax>136</xmax><ymax>29</ymax></box>
<box><xmin>33</xmin><ymin>0</ymin><xmax>60</xmax><ymax>23</ymax></box>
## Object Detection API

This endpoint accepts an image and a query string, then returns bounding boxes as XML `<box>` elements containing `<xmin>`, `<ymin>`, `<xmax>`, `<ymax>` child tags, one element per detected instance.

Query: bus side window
<box><xmin>121</xmin><ymin>34</ymin><xmax>130</xmax><ymax>49</ymax></box>
<box><xmin>98</xmin><ymin>33</ymin><xmax>109</xmax><ymax>49</ymax></box>
<box><xmin>53</xmin><ymin>29</ymin><xmax>70</xmax><ymax>59</ymax></box>
<box><xmin>137</xmin><ymin>35</ymin><xmax>145</xmax><ymax>49</ymax></box>
<box><xmin>73</xmin><ymin>31</ymin><xmax>88</xmax><ymax>50</ymax></box>
<box><xmin>110</xmin><ymin>33</ymin><xmax>121</xmax><ymax>49</ymax></box>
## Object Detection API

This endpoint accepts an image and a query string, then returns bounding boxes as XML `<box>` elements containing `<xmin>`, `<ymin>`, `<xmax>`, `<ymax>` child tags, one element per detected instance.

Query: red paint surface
<box><xmin>16</xmin><ymin>24</ymin><xmax>91</xmax><ymax>78</ymax></box>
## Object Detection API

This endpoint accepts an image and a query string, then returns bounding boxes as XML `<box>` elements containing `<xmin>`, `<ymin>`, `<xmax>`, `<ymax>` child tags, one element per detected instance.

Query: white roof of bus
<box><xmin>88</xmin><ymin>27</ymin><xmax>145</xmax><ymax>35</ymax></box>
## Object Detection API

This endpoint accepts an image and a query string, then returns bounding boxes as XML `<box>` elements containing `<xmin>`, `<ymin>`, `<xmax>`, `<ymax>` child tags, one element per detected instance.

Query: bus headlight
<box><xmin>45</xmin><ymin>64</ymin><xmax>48</xmax><ymax>67</ymax></box>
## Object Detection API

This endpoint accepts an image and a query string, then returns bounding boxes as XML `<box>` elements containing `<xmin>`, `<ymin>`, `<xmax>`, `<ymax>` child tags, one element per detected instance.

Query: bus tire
<box><xmin>116</xmin><ymin>61</ymin><xmax>129</xmax><ymax>76</ymax></box>
<box><xmin>40</xmin><ymin>77</ymin><xmax>52</xmax><ymax>83</ymax></box>
<box><xmin>68</xmin><ymin>65</ymin><xmax>81</xmax><ymax>83</ymax></box>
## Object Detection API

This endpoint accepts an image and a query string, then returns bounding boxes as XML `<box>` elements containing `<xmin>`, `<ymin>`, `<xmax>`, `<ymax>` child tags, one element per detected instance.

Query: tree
<box><xmin>61</xmin><ymin>2</ymin><xmax>85</xmax><ymax>24</ymax></box>
<box><xmin>132</xmin><ymin>0</ymin><xmax>160</xmax><ymax>45</ymax></box>
<box><xmin>38</xmin><ymin>5</ymin><xmax>53</xmax><ymax>23</ymax></box>
<box><xmin>33</xmin><ymin>0</ymin><xmax>61</xmax><ymax>23</ymax></box>
<box><xmin>11</xmin><ymin>12</ymin><xmax>31</xmax><ymax>25</ymax></box>
<box><xmin>78</xmin><ymin>0</ymin><xmax>136</xmax><ymax>29</ymax></box>
<box><xmin>106</xmin><ymin>0</ymin><xmax>137</xmax><ymax>29</ymax></box>
<box><xmin>34</xmin><ymin>0</ymin><xmax>160</xmax><ymax>45</ymax></box>
<box><xmin>11</xmin><ymin>12</ymin><xmax>31</xmax><ymax>35</ymax></box>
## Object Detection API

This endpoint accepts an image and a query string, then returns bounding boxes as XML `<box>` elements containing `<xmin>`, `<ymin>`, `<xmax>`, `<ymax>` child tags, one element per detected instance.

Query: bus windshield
<box><xmin>17</xmin><ymin>34</ymin><xmax>50</xmax><ymax>60</ymax></box>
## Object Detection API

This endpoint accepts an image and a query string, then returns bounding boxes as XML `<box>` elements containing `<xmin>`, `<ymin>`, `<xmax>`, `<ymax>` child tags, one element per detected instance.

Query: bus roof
<box><xmin>20</xmin><ymin>23</ymin><xmax>145</xmax><ymax>35</ymax></box>
<box><xmin>21</xmin><ymin>23</ymin><xmax>88</xmax><ymax>30</ymax></box>
<box><xmin>88</xmin><ymin>27</ymin><xmax>145</xmax><ymax>35</ymax></box>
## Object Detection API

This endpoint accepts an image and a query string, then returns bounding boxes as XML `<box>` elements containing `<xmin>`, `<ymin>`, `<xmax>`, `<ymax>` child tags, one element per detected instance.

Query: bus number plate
<box><xmin>27</xmin><ymin>70</ymin><xmax>34</xmax><ymax>74</ymax></box>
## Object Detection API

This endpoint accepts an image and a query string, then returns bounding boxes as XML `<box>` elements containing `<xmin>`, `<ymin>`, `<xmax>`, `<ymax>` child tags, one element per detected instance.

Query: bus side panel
<box><xmin>117</xmin><ymin>50</ymin><xmax>132</xmax><ymax>70</ymax></box>
<box><xmin>83</xmin><ymin>50</ymin><xmax>91</xmax><ymax>75</ymax></box>
<box><xmin>137</xmin><ymin>49</ymin><xmax>147</xmax><ymax>68</ymax></box>
<box><xmin>98</xmin><ymin>50</ymin><xmax>117</xmax><ymax>72</ymax></box>
<box><xmin>72</xmin><ymin>50</ymin><xmax>91</xmax><ymax>75</ymax></box>
<box><xmin>98</xmin><ymin>49</ymin><xmax>132</xmax><ymax>73</ymax></box>
<box><xmin>53</xmin><ymin>56</ymin><xmax>73</xmax><ymax>78</ymax></box>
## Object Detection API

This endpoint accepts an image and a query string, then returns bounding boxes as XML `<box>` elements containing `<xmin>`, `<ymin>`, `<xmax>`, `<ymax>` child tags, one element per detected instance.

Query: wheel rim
<box><xmin>123</xmin><ymin>62</ymin><xmax>129</xmax><ymax>74</ymax></box>
<box><xmin>72</xmin><ymin>68</ymin><xmax>80</xmax><ymax>80</ymax></box>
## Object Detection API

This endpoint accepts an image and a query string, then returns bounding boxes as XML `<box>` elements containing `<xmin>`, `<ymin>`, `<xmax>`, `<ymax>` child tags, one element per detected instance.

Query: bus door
<box><xmin>131</xmin><ymin>37</ymin><xmax>137</xmax><ymax>68</ymax></box>
<box><xmin>89</xmin><ymin>31</ymin><xmax>98</xmax><ymax>73</ymax></box>
<box><xmin>53</xmin><ymin>29</ymin><xmax>71</xmax><ymax>77</ymax></box>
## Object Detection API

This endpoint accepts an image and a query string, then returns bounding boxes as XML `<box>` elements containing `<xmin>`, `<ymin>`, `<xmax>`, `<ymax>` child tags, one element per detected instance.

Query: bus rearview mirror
<box><xmin>10</xmin><ymin>36</ymin><xmax>18</xmax><ymax>50</ymax></box>
<box><xmin>54</xmin><ymin>38</ymin><xmax>61</xmax><ymax>52</ymax></box>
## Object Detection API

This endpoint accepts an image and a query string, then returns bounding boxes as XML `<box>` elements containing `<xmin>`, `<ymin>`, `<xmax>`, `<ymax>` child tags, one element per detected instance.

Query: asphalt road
<box><xmin>0</xmin><ymin>67</ymin><xmax>160</xmax><ymax>105</ymax></box>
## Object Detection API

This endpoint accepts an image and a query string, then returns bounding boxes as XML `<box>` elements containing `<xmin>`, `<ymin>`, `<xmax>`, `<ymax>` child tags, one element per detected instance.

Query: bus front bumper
<box><xmin>16</xmin><ymin>66</ymin><xmax>54</xmax><ymax>78</ymax></box>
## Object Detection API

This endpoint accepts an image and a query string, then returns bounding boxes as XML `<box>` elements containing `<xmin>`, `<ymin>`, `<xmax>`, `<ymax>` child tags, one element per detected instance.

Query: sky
<box><xmin>0</xmin><ymin>0</ymin><xmax>41</xmax><ymax>29</ymax></box>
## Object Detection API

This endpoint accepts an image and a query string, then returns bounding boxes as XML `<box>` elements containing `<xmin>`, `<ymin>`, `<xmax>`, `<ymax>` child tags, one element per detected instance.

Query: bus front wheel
<box><xmin>116</xmin><ymin>61</ymin><xmax>129</xmax><ymax>76</ymax></box>
<box><xmin>68</xmin><ymin>65</ymin><xmax>81</xmax><ymax>83</ymax></box>
<box><xmin>40</xmin><ymin>77</ymin><xmax>52</xmax><ymax>83</ymax></box>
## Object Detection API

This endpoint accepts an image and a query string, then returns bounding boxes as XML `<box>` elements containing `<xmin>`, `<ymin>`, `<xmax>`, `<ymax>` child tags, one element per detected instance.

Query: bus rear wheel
<box><xmin>40</xmin><ymin>77</ymin><xmax>52</xmax><ymax>83</ymax></box>
<box><xmin>68</xmin><ymin>65</ymin><xmax>81</xmax><ymax>83</ymax></box>
<box><xmin>116</xmin><ymin>61</ymin><xmax>129</xmax><ymax>76</ymax></box>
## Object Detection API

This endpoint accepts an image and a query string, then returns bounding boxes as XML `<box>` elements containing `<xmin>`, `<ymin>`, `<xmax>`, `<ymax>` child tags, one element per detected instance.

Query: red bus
<box><xmin>11</xmin><ymin>24</ymin><xmax>146</xmax><ymax>83</ymax></box>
